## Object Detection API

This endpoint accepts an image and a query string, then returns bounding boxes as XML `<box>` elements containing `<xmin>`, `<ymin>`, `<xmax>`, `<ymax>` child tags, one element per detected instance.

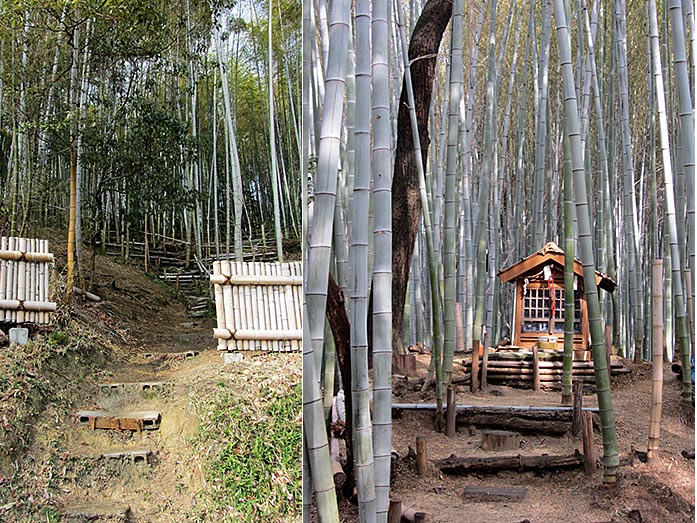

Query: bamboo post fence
<box><xmin>0</xmin><ymin>237</ymin><xmax>55</xmax><ymax>324</ymax></box>
<box><xmin>211</xmin><ymin>261</ymin><xmax>302</xmax><ymax>352</ymax></box>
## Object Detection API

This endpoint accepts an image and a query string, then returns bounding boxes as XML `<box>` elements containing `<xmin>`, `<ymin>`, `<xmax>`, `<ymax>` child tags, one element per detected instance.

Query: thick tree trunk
<box><xmin>391</xmin><ymin>0</ymin><xmax>451</xmax><ymax>353</ymax></box>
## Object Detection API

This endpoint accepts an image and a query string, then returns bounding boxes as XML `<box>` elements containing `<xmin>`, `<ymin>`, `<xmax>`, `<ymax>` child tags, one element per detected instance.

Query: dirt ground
<box><xmin>361</xmin><ymin>353</ymin><xmax>695</xmax><ymax>523</ymax></box>
<box><xmin>0</xmin><ymin>239</ymin><xmax>301</xmax><ymax>522</ymax></box>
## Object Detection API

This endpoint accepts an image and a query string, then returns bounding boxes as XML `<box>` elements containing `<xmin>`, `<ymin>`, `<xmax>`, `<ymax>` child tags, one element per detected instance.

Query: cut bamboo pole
<box><xmin>446</xmin><ymin>386</ymin><xmax>457</xmax><ymax>437</ymax></box>
<box><xmin>213</xmin><ymin>262</ymin><xmax>226</xmax><ymax>351</ymax></box>
<box><xmin>481</xmin><ymin>326</ymin><xmax>489</xmax><ymax>388</ymax></box>
<box><xmin>209</xmin><ymin>274</ymin><xmax>302</xmax><ymax>285</ymax></box>
<box><xmin>0</xmin><ymin>237</ymin><xmax>6</xmax><ymax>321</ymax></box>
<box><xmin>648</xmin><ymin>259</ymin><xmax>664</xmax><ymax>463</ymax></box>
<box><xmin>221</xmin><ymin>260</ymin><xmax>236</xmax><ymax>350</ymax></box>
<box><xmin>532</xmin><ymin>344</ymin><xmax>540</xmax><ymax>391</ymax></box>
<box><xmin>0</xmin><ymin>250</ymin><xmax>53</xmax><ymax>262</ymax></box>
<box><xmin>0</xmin><ymin>300</ymin><xmax>57</xmax><ymax>312</ymax></box>
<box><xmin>572</xmin><ymin>380</ymin><xmax>583</xmax><ymax>436</ymax></box>
<box><xmin>17</xmin><ymin>238</ymin><xmax>26</xmax><ymax>323</ymax></box>
<box><xmin>213</xmin><ymin>329</ymin><xmax>303</xmax><ymax>346</ymax></box>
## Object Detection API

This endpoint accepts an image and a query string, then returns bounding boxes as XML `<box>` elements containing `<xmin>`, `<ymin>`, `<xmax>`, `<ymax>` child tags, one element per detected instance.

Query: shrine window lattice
<box><xmin>522</xmin><ymin>287</ymin><xmax>581</xmax><ymax>334</ymax></box>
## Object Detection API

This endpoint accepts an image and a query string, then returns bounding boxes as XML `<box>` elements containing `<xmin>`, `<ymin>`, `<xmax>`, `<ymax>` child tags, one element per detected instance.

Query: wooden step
<box><xmin>76</xmin><ymin>410</ymin><xmax>161</xmax><ymax>432</ymax></box>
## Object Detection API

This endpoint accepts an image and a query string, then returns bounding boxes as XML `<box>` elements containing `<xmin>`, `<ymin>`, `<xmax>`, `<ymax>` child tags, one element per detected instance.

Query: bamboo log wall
<box><xmin>211</xmin><ymin>261</ymin><xmax>302</xmax><ymax>352</ymax></box>
<box><xmin>0</xmin><ymin>237</ymin><xmax>56</xmax><ymax>324</ymax></box>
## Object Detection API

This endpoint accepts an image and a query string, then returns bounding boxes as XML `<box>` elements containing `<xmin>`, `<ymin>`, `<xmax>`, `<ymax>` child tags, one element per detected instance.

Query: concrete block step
<box><xmin>63</xmin><ymin>503</ymin><xmax>132</xmax><ymax>522</ymax></box>
<box><xmin>76</xmin><ymin>410</ymin><xmax>161</xmax><ymax>432</ymax></box>
<box><xmin>141</xmin><ymin>350</ymin><xmax>199</xmax><ymax>359</ymax></box>
<box><xmin>77</xmin><ymin>448</ymin><xmax>153</xmax><ymax>464</ymax></box>
<box><xmin>98</xmin><ymin>381</ymin><xmax>167</xmax><ymax>394</ymax></box>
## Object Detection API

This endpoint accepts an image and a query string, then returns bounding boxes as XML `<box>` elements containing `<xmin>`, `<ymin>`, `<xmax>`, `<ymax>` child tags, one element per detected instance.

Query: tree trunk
<box><xmin>391</xmin><ymin>0</ymin><xmax>451</xmax><ymax>354</ymax></box>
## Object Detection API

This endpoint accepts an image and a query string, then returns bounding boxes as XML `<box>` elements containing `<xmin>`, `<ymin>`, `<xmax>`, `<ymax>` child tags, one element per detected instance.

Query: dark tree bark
<box><xmin>326</xmin><ymin>273</ymin><xmax>354</xmax><ymax>496</ymax></box>
<box><xmin>391</xmin><ymin>0</ymin><xmax>452</xmax><ymax>352</ymax></box>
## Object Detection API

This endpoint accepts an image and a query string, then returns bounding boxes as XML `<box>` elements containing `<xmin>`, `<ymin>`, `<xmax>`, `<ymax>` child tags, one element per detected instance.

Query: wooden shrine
<box><xmin>497</xmin><ymin>242</ymin><xmax>616</xmax><ymax>359</ymax></box>
<box><xmin>211</xmin><ymin>261</ymin><xmax>302</xmax><ymax>352</ymax></box>
<box><xmin>0</xmin><ymin>237</ymin><xmax>56</xmax><ymax>325</ymax></box>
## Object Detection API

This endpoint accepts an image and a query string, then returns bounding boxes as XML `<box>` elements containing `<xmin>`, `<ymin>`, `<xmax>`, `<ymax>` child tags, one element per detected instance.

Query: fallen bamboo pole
<box><xmin>435</xmin><ymin>452</ymin><xmax>584</xmax><ymax>474</ymax></box>
<box><xmin>392</xmin><ymin>403</ymin><xmax>600</xmax><ymax>412</ymax></box>
<box><xmin>73</xmin><ymin>287</ymin><xmax>101</xmax><ymax>302</ymax></box>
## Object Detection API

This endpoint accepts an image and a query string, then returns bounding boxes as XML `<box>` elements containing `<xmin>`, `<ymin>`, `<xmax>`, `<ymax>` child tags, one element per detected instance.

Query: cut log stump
<box><xmin>393</xmin><ymin>354</ymin><xmax>417</xmax><ymax>375</ymax></box>
<box><xmin>481</xmin><ymin>430</ymin><xmax>521</xmax><ymax>451</ymax></box>
<box><xmin>462</xmin><ymin>486</ymin><xmax>528</xmax><ymax>502</ymax></box>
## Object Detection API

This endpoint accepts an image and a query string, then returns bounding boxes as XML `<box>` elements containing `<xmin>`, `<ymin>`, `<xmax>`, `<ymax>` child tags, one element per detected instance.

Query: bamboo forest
<box><xmin>303</xmin><ymin>0</ymin><xmax>695</xmax><ymax>521</ymax></box>
<box><xmin>0</xmin><ymin>0</ymin><xmax>302</xmax><ymax>521</ymax></box>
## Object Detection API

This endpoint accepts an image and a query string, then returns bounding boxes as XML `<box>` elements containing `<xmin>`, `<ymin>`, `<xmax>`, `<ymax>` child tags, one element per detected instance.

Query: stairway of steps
<box><xmin>60</xmin><ymin>351</ymin><xmax>201</xmax><ymax>522</ymax></box>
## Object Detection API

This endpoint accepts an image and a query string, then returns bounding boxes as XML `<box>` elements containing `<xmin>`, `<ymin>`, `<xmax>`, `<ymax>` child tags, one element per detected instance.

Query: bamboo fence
<box><xmin>0</xmin><ymin>237</ymin><xmax>56</xmax><ymax>324</ymax></box>
<box><xmin>211</xmin><ymin>261</ymin><xmax>302</xmax><ymax>352</ymax></box>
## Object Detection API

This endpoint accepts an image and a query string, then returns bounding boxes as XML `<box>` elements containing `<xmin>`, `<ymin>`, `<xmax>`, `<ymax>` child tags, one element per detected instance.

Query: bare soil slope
<box><xmin>0</xmin><ymin>241</ymin><xmax>301</xmax><ymax>522</ymax></box>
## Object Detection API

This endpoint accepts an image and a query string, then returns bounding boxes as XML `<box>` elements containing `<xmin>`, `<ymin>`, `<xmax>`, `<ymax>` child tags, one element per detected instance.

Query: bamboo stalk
<box><xmin>221</xmin><ymin>260</ymin><xmax>236</xmax><ymax>350</ymax></box>
<box><xmin>647</xmin><ymin>260</ymin><xmax>664</xmax><ymax>463</ymax></box>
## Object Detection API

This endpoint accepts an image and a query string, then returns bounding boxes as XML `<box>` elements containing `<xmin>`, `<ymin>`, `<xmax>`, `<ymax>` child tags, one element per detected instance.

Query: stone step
<box><xmin>76</xmin><ymin>410</ymin><xmax>161</xmax><ymax>432</ymax></box>
<box><xmin>76</xmin><ymin>448</ymin><xmax>153</xmax><ymax>464</ymax></box>
<box><xmin>62</xmin><ymin>503</ymin><xmax>132</xmax><ymax>522</ymax></box>
<box><xmin>98</xmin><ymin>381</ymin><xmax>167</xmax><ymax>394</ymax></box>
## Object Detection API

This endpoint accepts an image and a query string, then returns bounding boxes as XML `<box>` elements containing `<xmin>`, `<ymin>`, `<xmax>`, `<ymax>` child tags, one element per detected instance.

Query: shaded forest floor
<box><xmin>0</xmin><ymin>232</ymin><xmax>301</xmax><ymax>522</ymax></box>
<box><xmin>380</xmin><ymin>355</ymin><xmax>695</xmax><ymax>523</ymax></box>
<box><xmin>339</xmin><ymin>353</ymin><xmax>694</xmax><ymax>523</ymax></box>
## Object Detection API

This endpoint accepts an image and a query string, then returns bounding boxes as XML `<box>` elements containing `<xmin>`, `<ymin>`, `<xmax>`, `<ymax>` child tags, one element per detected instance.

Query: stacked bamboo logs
<box><xmin>464</xmin><ymin>353</ymin><xmax>628</xmax><ymax>386</ymax></box>
<box><xmin>0</xmin><ymin>237</ymin><xmax>56</xmax><ymax>324</ymax></box>
<box><xmin>211</xmin><ymin>261</ymin><xmax>302</xmax><ymax>352</ymax></box>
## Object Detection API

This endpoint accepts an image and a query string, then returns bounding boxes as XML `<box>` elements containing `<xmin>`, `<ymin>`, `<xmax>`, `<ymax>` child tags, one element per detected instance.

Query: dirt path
<box><xmin>0</xmin><ymin>251</ymin><xmax>301</xmax><ymax>522</ymax></box>
<box><xmin>382</xmin><ymin>354</ymin><xmax>695</xmax><ymax>523</ymax></box>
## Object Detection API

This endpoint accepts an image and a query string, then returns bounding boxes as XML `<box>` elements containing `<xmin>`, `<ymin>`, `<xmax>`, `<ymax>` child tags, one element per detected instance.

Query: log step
<box><xmin>76</xmin><ymin>410</ymin><xmax>161</xmax><ymax>432</ymax></box>
<box><xmin>462</xmin><ymin>486</ymin><xmax>528</xmax><ymax>502</ymax></box>
<box><xmin>436</xmin><ymin>452</ymin><xmax>584</xmax><ymax>475</ymax></box>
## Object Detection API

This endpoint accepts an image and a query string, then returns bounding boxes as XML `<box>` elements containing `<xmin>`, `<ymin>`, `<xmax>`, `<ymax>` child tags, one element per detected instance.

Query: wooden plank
<box><xmin>462</xmin><ymin>486</ymin><xmax>528</xmax><ymax>502</ymax></box>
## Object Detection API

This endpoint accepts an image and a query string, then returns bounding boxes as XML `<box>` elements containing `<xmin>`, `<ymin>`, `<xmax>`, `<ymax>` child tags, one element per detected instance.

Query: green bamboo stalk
<box><xmin>350</xmin><ymin>0</ymin><xmax>377</xmax><ymax>517</ymax></box>
<box><xmin>472</xmin><ymin>0</ymin><xmax>496</xmax><ymax>355</ymax></box>
<box><xmin>371</xmin><ymin>0</ymin><xmax>392</xmax><ymax>516</ymax></box>
<box><xmin>551</xmin><ymin>0</ymin><xmax>619</xmax><ymax>484</ymax></box>
<box><xmin>647</xmin><ymin>0</ymin><xmax>692</xmax><ymax>404</ymax></box>
<box><xmin>304</xmin><ymin>0</ymin><xmax>351</xmax><ymax>517</ymax></box>
<box><xmin>268</xmin><ymin>0</ymin><xmax>284</xmax><ymax>262</ymax></box>
<box><xmin>532</xmin><ymin>0</ymin><xmax>551</xmax><ymax>247</ymax></box>
<box><xmin>442</xmin><ymin>0</ymin><xmax>465</xmax><ymax>388</ymax></box>
<box><xmin>614</xmin><ymin>0</ymin><xmax>644</xmax><ymax>363</ymax></box>
<box><xmin>561</xmin><ymin>121</ymin><xmax>574</xmax><ymax>406</ymax></box>
<box><xmin>668</xmin><ymin>0</ymin><xmax>695</xmax><ymax>331</ymax></box>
